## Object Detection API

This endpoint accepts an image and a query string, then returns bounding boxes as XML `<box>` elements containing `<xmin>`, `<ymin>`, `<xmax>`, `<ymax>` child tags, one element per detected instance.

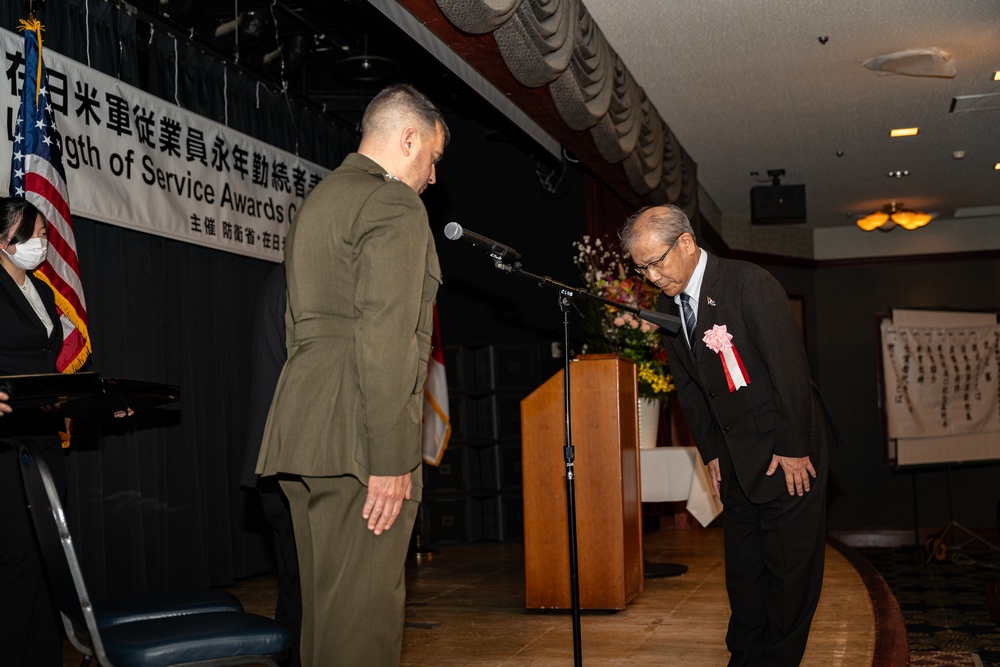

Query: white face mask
<box><xmin>2</xmin><ymin>237</ymin><xmax>48</xmax><ymax>271</ymax></box>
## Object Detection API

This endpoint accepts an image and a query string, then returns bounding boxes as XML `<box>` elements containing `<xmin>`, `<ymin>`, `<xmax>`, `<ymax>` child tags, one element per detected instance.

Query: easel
<box><xmin>925</xmin><ymin>520</ymin><xmax>1000</xmax><ymax>569</ymax></box>
<box><xmin>876</xmin><ymin>308</ymin><xmax>1000</xmax><ymax>563</ymax></box>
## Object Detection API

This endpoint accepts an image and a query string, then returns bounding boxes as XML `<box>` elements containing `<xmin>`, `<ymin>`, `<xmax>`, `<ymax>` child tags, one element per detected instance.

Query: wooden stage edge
<box><xmin>829</xmin><ymin>537</ymin><xmax>910</xmax><ymax>667</ymax></box>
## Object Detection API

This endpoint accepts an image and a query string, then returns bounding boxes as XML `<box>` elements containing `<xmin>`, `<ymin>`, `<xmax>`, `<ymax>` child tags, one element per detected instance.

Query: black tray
<box><xmin>0</xmin><ymin>373</ymin><xmax>180</xmax><ymax>416</ymax></box>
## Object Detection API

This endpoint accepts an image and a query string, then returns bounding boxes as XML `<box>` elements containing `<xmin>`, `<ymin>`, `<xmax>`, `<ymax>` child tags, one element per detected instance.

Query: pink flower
<box><xmin>702</xmin><ymin>324</ymin><xmax>733</xmax><ymax>353</ymax></box>
<box><xmin>613</xmin><ymin>316</ymin><xmax>625</xmax><ymax>327</ymax></box>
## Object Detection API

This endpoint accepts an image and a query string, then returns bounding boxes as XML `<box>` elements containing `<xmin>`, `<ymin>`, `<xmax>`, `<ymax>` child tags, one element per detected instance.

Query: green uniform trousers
<box><xmin>281</xmin><ymin>475</ymin><xmax>418</xmax><ymax>667</ymax></box>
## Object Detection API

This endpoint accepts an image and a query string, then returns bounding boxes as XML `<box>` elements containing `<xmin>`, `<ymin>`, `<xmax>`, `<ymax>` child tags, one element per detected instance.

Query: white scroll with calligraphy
<box><xmin>882</xmin><ymin>321</ymin><xmax>1000</xmax><ymax>438</ymax></box>
<box><xmin>881</xmin><ymin>310</ymin><xmax>1000</xmax><ymax>467</ymax></box>
<box><xmin>882</xmin><ymin>321</ymin><xmax>1000</xmax><ymax>440</ymax></box>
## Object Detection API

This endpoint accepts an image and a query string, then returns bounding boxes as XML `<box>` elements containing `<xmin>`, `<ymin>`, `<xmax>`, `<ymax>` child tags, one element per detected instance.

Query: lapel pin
<box><xmin>706</xmin><ymin>297</ymin><xmax>716</xmax><ymax>306</ymax></box>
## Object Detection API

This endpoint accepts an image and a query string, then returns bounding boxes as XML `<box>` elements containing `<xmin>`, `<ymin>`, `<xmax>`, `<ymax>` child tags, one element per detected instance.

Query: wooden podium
<box><xmin>520</xmin><ymin>354</ymin><xmax>643</xmax><ymax>610</ymax></box>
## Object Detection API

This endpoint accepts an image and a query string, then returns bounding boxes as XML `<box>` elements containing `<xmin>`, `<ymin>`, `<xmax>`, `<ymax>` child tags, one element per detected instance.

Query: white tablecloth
<box><xmin>639</xmin><ymin>446</ymin><xmax>724</xmax><ymax>527</ymax></box>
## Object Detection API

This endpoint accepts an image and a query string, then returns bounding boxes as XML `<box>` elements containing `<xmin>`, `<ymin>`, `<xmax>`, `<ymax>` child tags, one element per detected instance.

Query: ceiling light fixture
<box><xmin>331</xmin><ymin>34</ymin><xmax>399</xmax><ymax>83</ymax></box>
<box><xmin>890</xmin><ymin>127</ymin><xmax>919</xmax><ymax>138</ymax></box>
<box><xmin>994</xmin><ymin>71</ymin><xmax>1000</xmax><ymax>81</ymax></box>
<box><xmin>857</xmin><ymin>202</ymin><xmax>933</xmax><ymax>232</ymax></box>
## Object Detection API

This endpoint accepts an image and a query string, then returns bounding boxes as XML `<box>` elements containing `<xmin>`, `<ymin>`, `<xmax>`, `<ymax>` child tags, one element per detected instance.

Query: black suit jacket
<box><xmin>0</xmin><ymin>270</ymin><xmax>63</xmax><ymax>443</ymax></box>
<box><xmin>240</xmin><ymin>263</ymin><xmax>288</xmax><ymax>489</ymax></box>
<box><xmin>658</xmin><ymin>253</ymin><xmax>837</xmax><ymax>504</ymax></box>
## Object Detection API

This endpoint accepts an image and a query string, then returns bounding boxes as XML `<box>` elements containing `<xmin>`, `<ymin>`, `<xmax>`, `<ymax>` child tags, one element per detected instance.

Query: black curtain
<box><xmin>4</xmin><ymin>0</ymin><xmax>352</xmax><ymax>596</ymax></box>
<box><xmin>144</xmin><ymin>31</ymin><xmax>353</xmax><ymax>167</ymax></box>
<box><xmin>14</xmin><ymin>0</ymin><xmax>143</xmax><ymax>86</ymax></box>
<box><xmin>68</xmin><ymin>221</ymin><xmax>277</xmax><ymax>595</ymax></box>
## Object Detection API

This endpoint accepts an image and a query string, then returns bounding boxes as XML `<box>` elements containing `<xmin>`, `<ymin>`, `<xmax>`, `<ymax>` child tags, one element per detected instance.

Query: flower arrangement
<box><xmin>571</xmin><ymin>235</ymin><xmax>675</xmax><ymax>399</ymax></box>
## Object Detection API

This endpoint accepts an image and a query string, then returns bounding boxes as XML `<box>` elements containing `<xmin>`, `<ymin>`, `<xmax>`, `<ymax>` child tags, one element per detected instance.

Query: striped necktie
<box><xmin>679</xmin><ymin>292</ymin><xmax>697</xmax><ymax>348</ymax></box>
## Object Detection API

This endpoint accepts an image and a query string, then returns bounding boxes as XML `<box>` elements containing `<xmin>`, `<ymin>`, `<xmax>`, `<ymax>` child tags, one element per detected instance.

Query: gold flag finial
<box><xmin>17</xmin><ymin>18</ymin><xmax>44</xmax><ymax>105</ymax></box>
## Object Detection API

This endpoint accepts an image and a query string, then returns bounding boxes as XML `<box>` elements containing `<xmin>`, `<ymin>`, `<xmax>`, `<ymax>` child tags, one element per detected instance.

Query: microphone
<box><xmin>637</xmin><ymin>308</ymin><xmax>682</xmax><ymax>335</ymax></box>
<box><xmin>444</xmin><ymin>222</ymin><xmax>522</xmax><ymax>261</ymax></box>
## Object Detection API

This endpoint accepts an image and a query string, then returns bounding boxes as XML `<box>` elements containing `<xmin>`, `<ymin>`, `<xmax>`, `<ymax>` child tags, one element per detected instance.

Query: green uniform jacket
<box><xmin>256</xmin><ymin>153</ymin><xmax>441</xmax><ymax>492</ymax></box>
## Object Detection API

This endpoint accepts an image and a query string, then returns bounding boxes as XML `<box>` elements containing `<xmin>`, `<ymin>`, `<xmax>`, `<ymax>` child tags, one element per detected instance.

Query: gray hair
<box><xmin>361</xmin><ymin>84</ymin><xmax>451</xmax><ymax>146</ymax></box>
<box><xmin>619</xmin><ymin>204</ymin><xmax>695</xmax><ymax>255</ymax></box>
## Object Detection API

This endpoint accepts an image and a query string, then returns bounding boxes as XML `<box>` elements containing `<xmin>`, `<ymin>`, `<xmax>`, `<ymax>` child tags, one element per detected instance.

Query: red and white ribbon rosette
<box><xmin>702</xmin><ymin>324</ymin><xmax>750</xmax><ymax>392</ymax></box>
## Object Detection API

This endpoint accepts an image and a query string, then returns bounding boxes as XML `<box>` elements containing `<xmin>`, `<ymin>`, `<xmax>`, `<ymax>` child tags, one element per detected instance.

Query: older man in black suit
<box><xmin>621</xmin><ymin>204</ymin><xmax>838</xmax><ymax>666</ymax></box>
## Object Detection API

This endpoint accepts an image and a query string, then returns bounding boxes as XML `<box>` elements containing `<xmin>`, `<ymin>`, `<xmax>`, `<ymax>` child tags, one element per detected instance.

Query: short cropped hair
<box><xmin>619</xmin><ymin>204</ymin><xmax>695</xmax><ymax>255</ymax></box>
<box><xmin>361</xmin><ymin>84</ymin><xmax>450</xmax><ymax>147</ymax></box>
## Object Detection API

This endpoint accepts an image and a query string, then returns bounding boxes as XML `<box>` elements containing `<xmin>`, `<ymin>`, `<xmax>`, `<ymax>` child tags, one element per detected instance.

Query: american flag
<box><xmin>9</xmin><ymin>19</ymin><xmax>90</xmax><ymax>373</ymax></box>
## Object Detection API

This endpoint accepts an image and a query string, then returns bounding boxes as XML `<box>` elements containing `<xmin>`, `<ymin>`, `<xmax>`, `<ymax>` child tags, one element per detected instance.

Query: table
<box><xmin>639</xmin><ymin>446</ymin><xmax>724</xmax><ymax>577</ymax></box>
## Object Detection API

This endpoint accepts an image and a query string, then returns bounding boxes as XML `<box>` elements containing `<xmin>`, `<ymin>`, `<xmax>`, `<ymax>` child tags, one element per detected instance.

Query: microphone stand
<box><xmin>465</xmin><ymin>248</ymin><xmax>680</xmax><ymax>667</ymax></box>
<box><xmin>483</xmin><ymin>253</ymin><xmax>681</xmax><ymax>336</ymax></box>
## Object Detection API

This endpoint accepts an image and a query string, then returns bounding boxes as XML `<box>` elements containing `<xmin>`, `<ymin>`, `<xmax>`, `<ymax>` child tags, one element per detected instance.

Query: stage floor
<box><xmin>399</xmin><ymin>527</ymin><xmax>875</xmax><ymax>666</ymax></box>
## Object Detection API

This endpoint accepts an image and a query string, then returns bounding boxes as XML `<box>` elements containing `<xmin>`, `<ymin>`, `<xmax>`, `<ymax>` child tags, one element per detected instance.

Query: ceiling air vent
<box><xmin>950</xmin><ymin>93</ymin><xmax>1000</xmax><ymax>114</ymax></box>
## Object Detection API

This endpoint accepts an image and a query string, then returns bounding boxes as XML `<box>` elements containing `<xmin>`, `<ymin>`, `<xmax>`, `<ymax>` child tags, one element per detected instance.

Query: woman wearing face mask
<box><xmin>0</xmin><ymin>195</ymin><xmax>66</xmax><ymax>666</ymax></box>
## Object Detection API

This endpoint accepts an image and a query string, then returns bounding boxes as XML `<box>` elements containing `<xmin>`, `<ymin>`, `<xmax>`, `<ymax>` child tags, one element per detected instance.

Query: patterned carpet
<box><xmin>860</xmin><ymin>539</ymin><xmax>1000</xmax><ymax>667</ymax></box>
<box><xmin>909</xmin><ymin>652</ymin><xmax>982</xmax><ymax>667</ymax></box>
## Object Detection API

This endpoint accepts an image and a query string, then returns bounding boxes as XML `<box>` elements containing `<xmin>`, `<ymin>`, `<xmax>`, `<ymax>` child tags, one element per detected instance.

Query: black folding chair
<box><xmin>18</xmin><ymin>444</ymin><xmax>290</xmax><ymax>667</ymax></box>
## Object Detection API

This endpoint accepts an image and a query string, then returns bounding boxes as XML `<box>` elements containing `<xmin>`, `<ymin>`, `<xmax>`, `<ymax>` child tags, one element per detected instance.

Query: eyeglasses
<box><xmin>633</xmin><ymin>236</ymin><xmax>681</xmax><ymax>275</ymax></box>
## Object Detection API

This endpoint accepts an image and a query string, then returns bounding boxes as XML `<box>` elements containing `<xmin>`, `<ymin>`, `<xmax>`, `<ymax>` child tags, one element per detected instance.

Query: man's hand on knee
<box><xmin>766</xmin><ymin>455</ymin><xmax>816</xmax><ymax>496</ymax></box>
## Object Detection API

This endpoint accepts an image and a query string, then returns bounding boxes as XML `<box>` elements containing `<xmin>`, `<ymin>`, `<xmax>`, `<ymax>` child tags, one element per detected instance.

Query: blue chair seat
<box><xmin>95</xmin><ymin>589</ymin><xmax>244</xmax><ymax>629</ymax></box>
<box><xmin>100</xmin><ymin>612</ymin><xmax>290</xmax><ymax>667</ymax></box>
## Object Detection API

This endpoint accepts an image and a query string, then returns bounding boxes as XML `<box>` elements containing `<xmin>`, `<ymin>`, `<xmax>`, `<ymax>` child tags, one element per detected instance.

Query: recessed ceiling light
<box><xmin>995</xmin><ymin>162</ymin><xmax>1000</xmax><ymax>170</ymax></box>
<box><xmin>890</xmin><ymin>127</ymin><xmax>919</xmax><ymax>138</ymax></box>
<box><xmin>994</xmin><ymin>71</ymin><xmax>1000</xmax><ymax>81</ymax></box>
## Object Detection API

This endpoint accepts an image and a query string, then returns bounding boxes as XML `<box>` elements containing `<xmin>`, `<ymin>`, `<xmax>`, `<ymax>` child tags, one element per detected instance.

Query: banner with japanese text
<box><xmin>0</xmin><ymin>27</ymin><xmax>328</xmax><ymax>262</ymax></box>
<box><xmin>881</xmin><ymin>321</ymin><xmax>1000</xmax><ymax>439</ymax></box>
